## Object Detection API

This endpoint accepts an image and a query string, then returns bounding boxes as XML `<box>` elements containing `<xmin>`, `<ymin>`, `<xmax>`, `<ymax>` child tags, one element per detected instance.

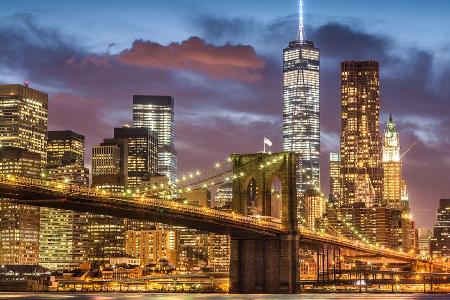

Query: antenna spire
<box><xmin>298</xmin><ymin>0</ymin><xmax>306</xmax><ymax>41</ymax></box>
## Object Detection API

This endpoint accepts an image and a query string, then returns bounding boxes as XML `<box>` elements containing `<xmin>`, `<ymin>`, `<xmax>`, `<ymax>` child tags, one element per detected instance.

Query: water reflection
<box><xmin>0</xmin><ymin>294</ymin><xmax>449</xmax><ymax>300</ymax></box>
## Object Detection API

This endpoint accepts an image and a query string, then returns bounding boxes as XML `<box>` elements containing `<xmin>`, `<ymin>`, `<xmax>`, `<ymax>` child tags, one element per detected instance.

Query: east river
<box><xmin>0</xmin><ymin>294</ymin><xmax>449</xmax><ymax>300</ymax></box>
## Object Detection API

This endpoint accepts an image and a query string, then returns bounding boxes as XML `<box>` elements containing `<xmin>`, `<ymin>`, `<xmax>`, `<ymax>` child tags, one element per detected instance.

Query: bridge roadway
<box><xmin>0</xmin><ymin>174</ymin><xmax>422</xmax><ymax>262</ymax></box>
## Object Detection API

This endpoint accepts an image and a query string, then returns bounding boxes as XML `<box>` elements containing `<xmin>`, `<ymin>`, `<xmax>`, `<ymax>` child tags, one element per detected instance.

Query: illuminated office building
<box><xmin>125</xmin><ymin>229</ymin><xmax>179</xmax><ymax>267</ymax></box>
<box><xmin>207</xmin><ymin>234</ymin><xmax>230</xmax><ymax>272</ymax></box>
<box><xmin>40</xmin><ymin>130</ymin><xmax>90</xmax><ymax>270</ymax></box>
<box><xmin>114</xmin><ymin>126</ymin><xmax>158</xmax><ymax>187</ymax></box>
<box><xmin>46</xmin><ymin>130</ymin><xmax>89</xmax><ymax>185</ymax></box>
<box><xmin>87</xmin><ymin>214</ymin><xmax>125</xmax><ymax>262</ymax></box>
<box><xmin>133</xmin><ymin>95</ymin><xmax>177</xmax><ymax>183</ymax></box>
<box><xmin>0</xmin><ymin>147</ymin><xmax>42</xmax><ymax>178</ymax></box>
<box><xmin>92</xmin><ymin>138</ymin><xmax>128</xmax><ymax>191</ymax></box>
<box><xmin>0</xmin><ymin>84</ymin><xmax>47</xmax><ymax>266</ymax></box>
<box><xmin>340</xmin><ymin>61</ymin><xmax>383</xmax><ymax>206</ymax></box>
<box><xmin>304</xmin><ymin>189</ymin><xmax>326</xmax><ymax>230</ymax></box>
<box><xmin>0</xmin><ymin>202</ymin><xmax>40</xmax><ymax>265</ymax></box>
<box><xmin>430</xmin><ymin>199</ymin><xmax>450</xmax><ymax>257</ymax></box>
<box><xmin>39</xmin><ymin>209</ymin><xmax>89</xmax><ymax>270</ymax></box>
<box><xmin>282</xmin><ymin>1</ymin><xmax>320</xmax><ymax>204</ymax></box>
<box><xmin>0</xmin><ymin>84</ymin><xmax>48</xmax><ymax>165</ymax></box>
<box><xmin>382</xmin><ymin>114</ymin><xmax>405</xmax><ymax>209</ymax></box>
<box><xmin>47</xmin><ymin>131</ymin><xmax>84</xmax><ymax>167</ymax></box>
<box><xmin>417</xmin><ymin>228</ymin><xmax>432</xmax><ymax>256</ymax></box>
<box><xmin>329</xmin><ymin>153</ymin><xmax>341</xmax><ymax>203</ymax></box>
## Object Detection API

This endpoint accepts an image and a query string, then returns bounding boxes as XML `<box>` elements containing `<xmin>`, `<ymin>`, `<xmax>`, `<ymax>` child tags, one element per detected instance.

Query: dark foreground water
<box><xmin>0</xmin><ymin>294</ymin><xmax>449</xmax><ymax>300</ymax></box>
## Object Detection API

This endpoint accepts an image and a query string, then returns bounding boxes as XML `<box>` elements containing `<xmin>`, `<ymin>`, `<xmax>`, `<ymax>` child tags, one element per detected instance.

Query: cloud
<box><xmin>116</xmin><ymin>37</ymin><xmax>265</xmax><ymax>82</ymax></box>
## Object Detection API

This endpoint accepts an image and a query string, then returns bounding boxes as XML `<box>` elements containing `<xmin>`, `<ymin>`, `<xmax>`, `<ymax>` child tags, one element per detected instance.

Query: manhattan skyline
<box><xmin>1</xmin><ymin>0</ymin><xmax>450</xmax><ymax>228</ymax></box>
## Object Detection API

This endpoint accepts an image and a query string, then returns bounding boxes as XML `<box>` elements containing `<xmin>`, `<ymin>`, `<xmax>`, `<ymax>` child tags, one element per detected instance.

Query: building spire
<box><xmin>298</xmin><ymin>0</ymin><xmax>306</xmax><ymax>41</ymax></box>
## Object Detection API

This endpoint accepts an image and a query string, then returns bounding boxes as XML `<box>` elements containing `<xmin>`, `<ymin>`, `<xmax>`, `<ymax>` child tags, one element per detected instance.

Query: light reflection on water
<box><xmin>0</xmin><ymin>294</ymin><xmax>449</xmax><ymax>300</ymax></box>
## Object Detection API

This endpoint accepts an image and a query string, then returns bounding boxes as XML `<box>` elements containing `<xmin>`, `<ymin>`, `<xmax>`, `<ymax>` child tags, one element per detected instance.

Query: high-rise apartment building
<box><xmin>282</xmin><ymin>2</ymin><xmax>320</xmax><ymax>202</ymax></box>
<box><xmin>430</xmin><ymin>199</ymin><xmax>450</xmax><ymax>257</ymax></box>
<box><xmin>382</xmin><ymin>114</ymin><xmax>406</xmax><ymax>209</ymax></box>
<box><xmin>133</xmin><ymin>95</ymin><xmax>176</xmax><ymax>183</ymax></box>
<box><xmin>329</xmin><ymin>153</ymin><xmax>341</xmax><ymax>203</ymax></box>
<box><xmin>0</xmin><ymin>84</ymin><xmax>48</xmax><ymax>165</ymax></box>
<box><xmin>114</xmin><ymin>126</ymin><xmax>158</xmax><ymax>187</ymax></box>
<box><xmin>340</xmin><ymin>61</ymin><xmax>383</xmax><ymax>206</ymax></box>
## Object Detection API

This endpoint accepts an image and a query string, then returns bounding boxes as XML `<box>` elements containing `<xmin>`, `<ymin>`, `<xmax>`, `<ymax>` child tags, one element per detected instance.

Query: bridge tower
<box><xmin>230</xmin><ymin>152</ymin><xmax>299</xmax><ymax>293</ymax></box>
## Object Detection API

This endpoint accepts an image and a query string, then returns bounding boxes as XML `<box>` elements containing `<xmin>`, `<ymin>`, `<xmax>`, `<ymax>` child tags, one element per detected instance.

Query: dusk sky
<box><xmin>1</xmin><ymin>0</ymin><xmax>449</xmax><ymax>228</ymax></box>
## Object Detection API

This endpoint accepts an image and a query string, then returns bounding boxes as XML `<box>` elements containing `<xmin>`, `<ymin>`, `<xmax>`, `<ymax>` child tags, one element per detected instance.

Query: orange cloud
<box><xmin>117</xmin><ymin>36</ymin><xmax>265</xmax><ymax>82</ymax></box>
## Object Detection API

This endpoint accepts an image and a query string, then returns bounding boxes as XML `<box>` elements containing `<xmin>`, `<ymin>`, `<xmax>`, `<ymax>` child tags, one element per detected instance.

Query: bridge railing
<box><xmin>0</xmin><ymin>174</ymin><xmax>284</xmax><ymax>233</ymax></box>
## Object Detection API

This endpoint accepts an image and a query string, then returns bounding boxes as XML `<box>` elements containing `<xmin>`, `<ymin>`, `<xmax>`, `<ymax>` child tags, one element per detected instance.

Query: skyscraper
<box><xmin>430</xmin><ymin>199</ymin><xmax>450</xmax><ymax>257</ymax></box>
<box><xmin>91</xmin><ymin>138</ymin><xmax>128</xmax><ymax>191</ymax></box>
<box><xmin>46</xmin><ymin>130</ymin><xmax>89</xmax><ymax>185</ymax></box>
<box><xmin>339</xmin><ymin>61</ymin><xmax>383</xmax><ymax>206</ymax></box>
<box><xmin>133</xmin><ymin>95</ymin><xmax>177</xmax><ymax>183</ymax></box>
<box><xmin>0</xmin><ymin>83</ymin><xmax>47</xmax><ymax>266</ymax></box>
<box><xmin>0</xmin><ymin>84</ymin><xmax>48</xmax><ymax>165</ymax></box>
<box><xmin>114</xmin><ymin>126</ymin><xmax>158</xmax><ymax>187</ymax></box>
<box><xmin>383</xmin><ymin>114</ymin><xmax>403</xmax><ymax>208</ymax></box>
<box><xmin>47</xmin><ymin>130</ymin><xmax>85</xmax><ymax>167</ymax></box>
<box><xmin>329</xmin><ymin>153</ymin><xmax>341</xmax><ymax>203</ymax></box>
<box><xmin>40</xmin><ymin>130</ymin><xmax>90</xmax><ymax>270</ymax></box>
<box><xmin>282</xmin><ymin>0</ymin><xmax>320</xmax><ymax>204</ymax></box>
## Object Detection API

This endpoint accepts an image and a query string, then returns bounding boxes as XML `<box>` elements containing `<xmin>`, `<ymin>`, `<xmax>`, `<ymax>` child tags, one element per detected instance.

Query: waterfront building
<box><xmin>207</xmin><ymin>234</ymin><xmax>230</xmax><ymax>272</ymax></box>
<box><xmin>329</xmin><ymin>153</ymin><xmax>341</xmax><ymax>203</ymax></box>
<box><xmin>133</xmin><ymin>95</ymin><xmax>177</xmax><ymax>183</ymax></box>
<box><xmin>87</xmin><ymin>214</ymin><xmax>126</xmax><ymax>262</ymax></box>
<box><xmin>430</xmin><ymin>199</ymin><xmax>450</xmax><ymax>257</ymax></box>
<box><xmin>282</xmin><ymin>2</ymin><xmax>320</xmax><ymax>204</ymax></box>
<box><xmin>114</xmin><ymin>126</ymin><xmax>158</xmax><ymax>188</ymax></box>
<box><xmin>39</xmin><ymin>209</ymin><xmax>89</xmax><ymax>270</ymax></box>
<box><xmin>125</xmin><ymin>229</ymin><xmax>179</xmax><ymax>267</ymax></box>
<box><xmin>0</xmin><ymin>84</ymin><xmax>48</xmax><ymax>165</ymax></box>
<box><xmin>339</xmin><ymin>61</ymin><xmax>383</xmax><ymax>206</ymax></box>
<box><xmin>0</xmin><ymin>202</ymin><xmax>40</xmax><ymax>265</ymax></box>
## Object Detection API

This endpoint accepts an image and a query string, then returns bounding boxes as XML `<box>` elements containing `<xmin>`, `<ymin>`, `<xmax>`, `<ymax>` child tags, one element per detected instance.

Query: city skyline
<box><xmin>0</xmin><ymin>1</ymin><xmax>449</xmax><ymax>229</ymax></box>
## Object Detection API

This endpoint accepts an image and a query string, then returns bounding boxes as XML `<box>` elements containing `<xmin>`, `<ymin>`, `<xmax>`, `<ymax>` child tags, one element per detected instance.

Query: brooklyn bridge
<box><xmin>0</xmin><ymin>152</ymin><xmax>447</xmax><ymax>293</ymax></box>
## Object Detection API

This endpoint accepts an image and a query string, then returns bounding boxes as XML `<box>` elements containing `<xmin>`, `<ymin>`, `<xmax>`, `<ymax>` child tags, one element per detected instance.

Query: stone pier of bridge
<box><xmin>229</xmin><ymin>152</ymin><xmax>299</xmax><ymax>293</ymax></box>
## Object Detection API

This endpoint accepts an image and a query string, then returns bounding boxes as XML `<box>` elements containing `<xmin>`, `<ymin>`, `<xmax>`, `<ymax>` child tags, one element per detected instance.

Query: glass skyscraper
<box><xmin>133</xmin><ymin>95</ymin><xmax>177</xmax><ymax>183</ymax></box>
<box><xmin>282</xmin><ymin>3</ymin><xmax>320</xmax><ymax>203</ymax></box>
